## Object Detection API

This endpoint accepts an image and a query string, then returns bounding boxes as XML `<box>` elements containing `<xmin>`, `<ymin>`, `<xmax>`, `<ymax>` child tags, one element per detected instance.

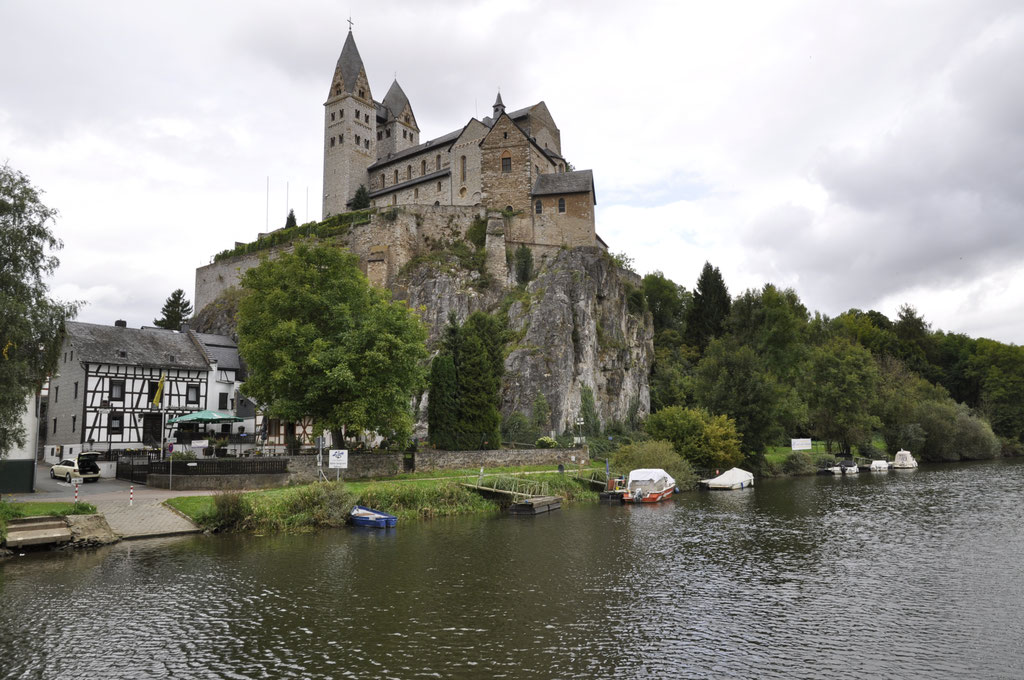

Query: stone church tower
<box><xmin>322</xmin><ymin>30</ymin><xmax>377</xmax><ymax>217</ymax></box>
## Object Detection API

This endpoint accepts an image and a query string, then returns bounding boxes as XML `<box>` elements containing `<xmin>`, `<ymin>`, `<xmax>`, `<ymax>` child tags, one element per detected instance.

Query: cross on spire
<box><xmin>347</xmin><ymin>15</ymin><xmax>354</xmax><ymax>31</ymax></box>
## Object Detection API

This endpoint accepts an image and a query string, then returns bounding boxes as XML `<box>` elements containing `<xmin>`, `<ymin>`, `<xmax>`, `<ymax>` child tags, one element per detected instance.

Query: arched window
<box><xmin>535</xmin><ymin>200</ymin><xmax>542</xmax><ymax>214</ymax></box>
<box><xmin>421</xmin><ymin>159</ymin><xmax>427</xmax><ymax>175</ymax></box>
<box><xmin>460</xmin><ymin>156</ymin><xmax>467</xmax><ymax>182</ymax></box>
<box><xmin>436</xmin><ymin>154</ymin><xmax>441</xmax><ymax>171</ymax></box>
<box><xmin>558</xmin><ymin>198</ymin><xmax>566</xmax><ymax>213</ymax></box>
<box><xmin>414</xmin><ymin>188</ymin><xmax>419</xmax><ymax>199</ymax></box>
<box><xmin>437</xmin><ymin>181</ymin><xmax>442</xmax><ymax>192</ymax></box>
<box><xmin>380</xmin><ymin>173</ymin><xmax>385</xmax><ymax>188</ymax></box>
<box><xmin>391</xmin><ymin>195</ymin><xmax>396</xmax><ymax>206</ymax></box>
<box><xmin>394</xmin><ymin>169</ymin><xmax>399</xmax><ymax>184</ymax></box>
<box><xmin>407</xmin><ymin>165</ymin><xmax>412</xmax><ymax>180</ymax></box>
<box><xmin>501</xmin><ymin>154</ymin><xmax>512</xmax><ymax>173</ymax></box>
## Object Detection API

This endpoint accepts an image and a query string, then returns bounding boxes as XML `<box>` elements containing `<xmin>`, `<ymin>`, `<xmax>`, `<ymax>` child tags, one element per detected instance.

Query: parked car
<box><xmin>50</xmin><ymin>453</ymin><xmax>102</xmax><ymax>483</ymax></box>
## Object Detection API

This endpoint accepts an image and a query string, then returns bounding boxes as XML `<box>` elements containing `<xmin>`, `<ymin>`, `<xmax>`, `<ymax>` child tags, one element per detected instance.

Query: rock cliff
<box><xmin>395</xmin><ymin>246</ymin><xmax>653</xmax><ymax>434</ymax></box>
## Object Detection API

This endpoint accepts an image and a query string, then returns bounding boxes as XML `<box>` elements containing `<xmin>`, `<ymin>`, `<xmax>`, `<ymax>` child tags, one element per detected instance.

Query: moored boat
<box><xmin>623</xmin><ymin>468</ymin><xmax>676</xmax><ymax>503</ymax></box>
<box><xmin>701</xmin><ymin>467</ymin><xmax>754</xmax><ymax>490</ymax></box>
<box><xmin>349</xmin><ymin>505</ymin><xmax>398</xmax><ymax>528</ymax></box>
<box><xmin>825</xmin><ymin>459</ymin><xmax>859</xmax><ymax>475</ymax></box>
<box><xmin>892</xmin><ymin>449</ymin><xmax>918</xmax><ymax>469</ymax></box>
<box><xmin>869</xmin><ymin>459</ymin><xmax>891</xmax><ymax>472</ymax></box>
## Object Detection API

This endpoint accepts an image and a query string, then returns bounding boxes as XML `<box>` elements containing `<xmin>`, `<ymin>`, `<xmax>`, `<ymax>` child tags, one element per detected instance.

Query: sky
<box><xmin>3</xmin><ymin>0</ymin><xmax>1023</xmax><ymax>344</ymax></box>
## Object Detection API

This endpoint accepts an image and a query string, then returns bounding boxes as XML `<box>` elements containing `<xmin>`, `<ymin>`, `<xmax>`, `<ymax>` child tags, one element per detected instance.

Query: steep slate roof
<box><xmin>382</xmin><ymin>80</ymin><xmax>411</xmax><ymax>120</ymax></box>
<box><xmin>65</xmin><ymin>322</ymin><xmax>208</xmax><ymax>370</ymax></box>
<box><xmin>532</xmin><ymin>169</ymin><xmax>596</xmax><ymax>198</ymax></box>
<box><xmin>193</xmin><ymin>333</ymin><xmax>241</xmax><ymax>371</ymax></box>
<box><xmin>367</xmin><ymin>129</ymin><xmax>462</xmax><ymax>170</ymax></box>
<box><xmin>335</xmin><ymin>31</ymin><xmax>366</xmax><ymax>94</ymax></box>
<box><xmin>367</xmin><ymin>168</ymin><xmax>450</xmax><ymax>199</ymax></box>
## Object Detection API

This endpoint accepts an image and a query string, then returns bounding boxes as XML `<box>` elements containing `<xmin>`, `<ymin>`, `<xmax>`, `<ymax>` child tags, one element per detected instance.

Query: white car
<box><xmin>50</xmin><ymin>453</ymin><xmax>102</xmax><ymax>483</ymax></box>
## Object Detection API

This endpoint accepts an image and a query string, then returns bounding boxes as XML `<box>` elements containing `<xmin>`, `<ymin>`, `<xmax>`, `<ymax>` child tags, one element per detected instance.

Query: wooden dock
<box><xmin>460</xmin><ymin>483</ymin><xmax>563</xmax><ymax>515</ymax></box>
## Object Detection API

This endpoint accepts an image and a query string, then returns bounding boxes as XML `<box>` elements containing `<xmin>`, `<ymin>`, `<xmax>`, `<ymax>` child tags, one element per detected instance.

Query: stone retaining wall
<box><xmin>284</xmin><ymin>453</ymin><xmax>404</xmax><ymax>484</ymax></box>
<box><xmin>413</xmin><ymin>448</ymin><xmax>586</xmax><ymax>473</ymax></box>
<box><xmin>147</xmin><ymin>473</ymin><xmax>290</xmax><ymax>490</ymax></box>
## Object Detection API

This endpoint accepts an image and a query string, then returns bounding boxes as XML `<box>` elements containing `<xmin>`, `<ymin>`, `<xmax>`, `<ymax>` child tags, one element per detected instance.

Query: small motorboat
<box><xmin>892</xmin><ymin>449</ymin><xmax>918</xmax><ymax>469</ymax></box>
<box><xmin>622</xmin><ymin>468</ymin><xmax>676</xmax><ymax>503</ymax></box>
<box><xmin>869</xmin><ymin>459</ymin><xmax>891</xmax><ymax>472</ymax></box>
<box><xmin>825</xmin><ymin>459</ymin><xmax>859</xmax><ymax>475</ymax></box>
<box><xmin>349</xmin><ymin>505</ymin><xmax>398</xmax><ymax>528</ymax></box>
<box><xmin>701</xmin><ymin>467</ymin><xmax>754</xmax><ymax>490</ymax></box>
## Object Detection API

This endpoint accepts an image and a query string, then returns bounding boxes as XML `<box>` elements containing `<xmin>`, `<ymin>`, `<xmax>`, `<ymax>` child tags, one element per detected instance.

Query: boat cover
<box><xmin>702</xmin><ymin>467</ymin><xmax>754</xmax><ymax>488</ymax></box>
<box><xmin>626</xmin><ymin>468</ymin><xmax>675</xmax><ymax>488</ymax></box>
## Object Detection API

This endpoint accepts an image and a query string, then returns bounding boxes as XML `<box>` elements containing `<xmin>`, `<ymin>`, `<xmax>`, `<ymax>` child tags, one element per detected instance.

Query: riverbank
<box><xmin>167</xmin><ymin>466</ymin><xmax>603</xmax><ymax>533</ymax></box>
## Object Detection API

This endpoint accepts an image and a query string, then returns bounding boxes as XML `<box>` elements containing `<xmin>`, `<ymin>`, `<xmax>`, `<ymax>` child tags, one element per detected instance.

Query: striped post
<box><xmin>74</xmin><ymin>482</ymin><xmax>79</xmax><ymax>504</ymax></box>
<box><xmin>130</xmin><ymin>485</ymin><xmax>134</xmax><ymax>506</ymax></box>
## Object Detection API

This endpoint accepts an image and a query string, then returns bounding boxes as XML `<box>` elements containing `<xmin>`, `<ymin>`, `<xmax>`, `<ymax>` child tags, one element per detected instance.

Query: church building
<box><xmin>322</xmin><ymin>30</ymin><xmax>600</xmax><ymax>250</ymax></box>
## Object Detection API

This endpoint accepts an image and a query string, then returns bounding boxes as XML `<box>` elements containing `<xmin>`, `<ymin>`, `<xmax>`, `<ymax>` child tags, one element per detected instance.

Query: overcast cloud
<box><xmin>2</xmin><ymin>0</ymin><xmax>1022</xmax><ymax>343</ymax></box>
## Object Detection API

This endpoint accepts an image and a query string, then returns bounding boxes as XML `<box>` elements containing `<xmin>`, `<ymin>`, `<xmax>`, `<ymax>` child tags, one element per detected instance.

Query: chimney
<box><xmin>114</xmin><ymin>320</ymin><xmax>127</xmax><ymax>328</ymax></box>
<box><xmin>180</xmin><ymin>323</ymin><xmax>190</xmax><ymax>333</ymax></box>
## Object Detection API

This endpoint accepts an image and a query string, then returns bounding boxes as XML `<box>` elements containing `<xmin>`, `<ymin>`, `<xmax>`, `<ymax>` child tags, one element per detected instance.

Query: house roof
<box><xmin>532</xmin><ymin>169</ymin><xmax>595</xmax><ymax>198</ymax></box>
<box><xmin>367</xmin><ymin>168</ymin><xmax>451</xmax><ymax>199</ymax></box>
<box><xmin>65</xmin><ymin>322</ymin><xmax>209</xmax><ymax>370</ymax></box>
<box><xmin>193</xmin><ymin>333</ymin><xmax>241</xmax><ymax>371</ymax></box>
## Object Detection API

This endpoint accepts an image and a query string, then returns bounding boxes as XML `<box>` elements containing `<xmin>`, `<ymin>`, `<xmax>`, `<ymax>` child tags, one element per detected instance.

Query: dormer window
<box><xmin>118</xmin><ymin>350</ymin><xmax>127</xmax><ymax>358</ymax></box>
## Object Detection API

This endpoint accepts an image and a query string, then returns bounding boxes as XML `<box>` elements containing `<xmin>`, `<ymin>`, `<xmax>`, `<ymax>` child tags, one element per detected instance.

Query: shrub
<box><xmin>502</xmin><ymin>411</ymin><xmax>536</xmax><ymax>445</ymax></box>
<box><xmin>514</xmin><ymin>244</ymin><xmax>534</xmax><ymax>284</ymax></box>
<box><xmin>284</xmin><ymin>481</ymin><xmax>356</xmax><ymax>527</ymax></box>
<box><xmin>782</xmin><ymin>452</ymin><xmax>816</xmax><ymax>475</ymax></box>
<box><xmin>467</xmin><ymin>216</ymin><xmax>488</xmax><ymax>248</ymax></box>
<box><xmin>645</xmin><ymin>405</ymin><xmax>743</xmax><ymax>469</ymax></box>
<box><xmin>611</xmin><ymin>440</ymin><xmax>697</xmax><ymax>489</ymax></box>
<box><xmin>536</xmin><ymin>436</ymin><xmax>558</xmax><ymax>449</ymax></box>
<box><xmin>170</xmin><ymin>451</ymin><xmax>197</xmax><ymax>461</ymax></box>
<box><xmin>210</xmin><ymin>492</ymin><xmax>252</xmax><ymax>531</ymax></box>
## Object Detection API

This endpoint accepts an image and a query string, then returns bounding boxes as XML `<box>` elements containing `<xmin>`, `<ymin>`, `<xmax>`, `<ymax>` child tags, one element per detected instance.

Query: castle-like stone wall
<box><xmin>480</xmin><ymin>116</ymin><xmax>534</xmax><ymax>214</ymax></box>
<box><xmin>533</xmin><ymin>192</ymin><xmax>596</xmax><ymax>248</ymax></box>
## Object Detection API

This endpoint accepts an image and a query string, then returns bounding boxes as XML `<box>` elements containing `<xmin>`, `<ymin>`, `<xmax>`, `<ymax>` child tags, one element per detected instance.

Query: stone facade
<box><xmin>413</xmin><ymin>447</ymin><xmax>588</xmax><ymax>473</ymax></box>
<box><xmin>321</xmin><ymin>30</ymin><xmax>599</xmax><ymax>256</ymax></box>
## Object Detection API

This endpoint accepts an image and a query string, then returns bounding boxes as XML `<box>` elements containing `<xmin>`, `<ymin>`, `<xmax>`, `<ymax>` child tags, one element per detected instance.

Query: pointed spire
<box><xmin>383</xmin><ymin>79</ymin><xmax>411</xmax><ymax>120</ymax></box>
<box><xmin>492</xmin><ymin>91</ymin><xmax>505</xmax><ymax>118</ymax></box>
<box><xmin>332</xmin><ymin>30</ymin><xmax>367</xmax><ymax>97</ymax></box>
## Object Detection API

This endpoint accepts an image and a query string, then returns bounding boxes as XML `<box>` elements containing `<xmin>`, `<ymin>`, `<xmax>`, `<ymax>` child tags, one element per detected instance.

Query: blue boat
<box><xmin>349</xmin><ymin>505</ymin><xmax>398</xmax><ymax>528</ymax></box>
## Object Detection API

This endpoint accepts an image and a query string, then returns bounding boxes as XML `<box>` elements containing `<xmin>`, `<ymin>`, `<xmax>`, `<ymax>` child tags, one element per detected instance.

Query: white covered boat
<box><xmin>825</xmin><ymin>459</ymin><xmax>859</xmax><ymax>475</ymax></box>
<box><xmin>623</xmin><ymin>468</ymin><xmax>676</xmax><ymax>503</ymax></box>
<box><xmin>892</xmin><ymin>449</ymin><xmax>918</xmax><ymax>469</ymax></box>
<box><xmin>701</xmin><ymin>467</ymin><xmax>754</xmax><ymax>490</ymax></box>
<box><xmin>869</xmin><ymin>459</ymin><xmax>891</xmax><ymax>472</ymax></box>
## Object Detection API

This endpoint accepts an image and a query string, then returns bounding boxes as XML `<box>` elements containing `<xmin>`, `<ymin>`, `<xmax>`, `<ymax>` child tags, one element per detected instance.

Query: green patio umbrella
<box><xmin>167</xmin><ymin>410</ymin><xmax>243</xmax><ymax>424</ymax></box>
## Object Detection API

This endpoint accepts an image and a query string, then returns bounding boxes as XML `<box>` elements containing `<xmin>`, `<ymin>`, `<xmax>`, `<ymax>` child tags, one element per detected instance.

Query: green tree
<box><xmin>237</xmin><ymin>243</ymin><xmax>428</xmax><ymax>444</ymax></box>
<box><xmin>644</xmin><ymin>406</ymin><xmax>743</xmax><ymax>470</ymax></box>
<box><xmin>969</xmin><ymin>338</ymin><xmax>1024</xmax><ymax>442</ymax></box>
<box><xmin>532</xmin><ymin>391</ymin><xmax>550</xmax><ymax>434</ymax></box>
<box><xmin>153</xmin><ymin>288</ymin><xmax>194</xmax><ymax>330</ymax></box>
<box><xmin>455</xmin><ymin>329</ymin><xmax>501</xmax><ymax>448</ymax></box>
<box><xmin>684</xmin><ymin>261</ymin><xmax>730</xmax><ymax>351</ymax></box>
<box><xmin>692</xmin><ymin>338</ymin><xmax>803</xmax><ymax>466</ymax></box>
<box><xmin>642</xmin><ymin>271</ymin><xmax>690</xmax><ymax>337</ymax></box>
<box><xmin>427</xmin><ymin>353</ymin><xmax>458</xmax><ymax>449</ymax></box>
<box><xmin>726</xmin><ymin>284</ymin><xmax>809</xmax><ymax>379</ymax></box>
<box><xmin>611</xmin><ymin>439</ymin><xmax>697</xmax><ymax>489</ymax></box>
<box><xmin>284</xmin><ymin>209</ymin><xmax>297</xmax><ymax>230</ymax></box>
<box><xmin>513</xmin><ymin>244</ymin><xmax>534</xmax><ymax>284</ymax></box>
<box><xmin>0</xmin><ymin>164</ymin><xmax>78</xmax><ymax>457</ymax></box>
<box><xmin>803</xmin><ymin>338</ymin><xmax>880</xmax><ymax>455</ymax></box>
<box><xmin>579</xmin><ymin>385</ymin><xmax>601</xmax><ymax>436</ymax></box>
<box><xmin>350</xmin><ymin>185</ymin><xmax>370</xmax><ymax>210</ymax></box>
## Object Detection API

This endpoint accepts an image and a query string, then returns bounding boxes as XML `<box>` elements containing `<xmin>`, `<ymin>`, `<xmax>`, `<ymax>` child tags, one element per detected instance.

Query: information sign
<box><xmin>791</xmin><ymin>438</ymin><xmax>812</xmax><ymax>451</ymax></box>
<box><xmin>328</xmin><ymin>449</ymin><xmax>349</xmax><ymax>469</ymax></box>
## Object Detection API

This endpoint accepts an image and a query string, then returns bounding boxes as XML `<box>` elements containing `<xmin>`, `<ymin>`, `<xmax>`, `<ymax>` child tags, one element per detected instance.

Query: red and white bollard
<box><xmin>74</xmin><ymin>482</ymin><xmax>79</xmax><ymax>504</ymax></box>
<box><xmin>130</xmin><ymin>485</ymin><xmax>134</xmax><ymax>506</ymax></box>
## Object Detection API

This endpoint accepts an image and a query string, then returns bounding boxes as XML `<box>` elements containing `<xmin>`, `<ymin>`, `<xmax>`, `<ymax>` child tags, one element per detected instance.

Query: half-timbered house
<box><xmin>44</xmin><ymin>321</ymin><xmax>249</xmax><ymax>461</ymax></box>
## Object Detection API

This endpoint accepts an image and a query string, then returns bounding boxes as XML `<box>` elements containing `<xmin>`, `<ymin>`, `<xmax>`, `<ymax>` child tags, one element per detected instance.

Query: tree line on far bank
<box><xmin>641</xmin><ymin>261</ymin><xmax>1023</xmax><ymax>471</ymax></box>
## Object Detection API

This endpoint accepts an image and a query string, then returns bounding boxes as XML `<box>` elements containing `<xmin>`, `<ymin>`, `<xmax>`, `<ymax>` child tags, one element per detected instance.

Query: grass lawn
<box><xmin>165</xmin><ymin>462</ymin><xmax>601</xmax><ymax>526</ymax></box>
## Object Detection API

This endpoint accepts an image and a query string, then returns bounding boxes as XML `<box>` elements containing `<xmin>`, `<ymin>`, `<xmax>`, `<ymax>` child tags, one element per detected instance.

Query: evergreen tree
<box><xmin>427</xmin><ymin>354</ymin><xmax>459</xmax><ymax>449</ymax></box>
<box><xmin>284</xmin><ymin>209</ymin><xmax>297</xmax><ymax>229</ymax></box>
<box><xmin>455</xmin><ymin>330</ymin><xmax>501</xmax><ymax>448</ymax></box>
<box><xmin>532</xmin><ymin>391</ymin><xmax>550</xmax><ymax>434</ymax></box>
<box><xmin>350</xmin><ymin>185</ymin><xmax>371</xmax><ymax>210</ymax></box>
<box><xmin>684</xmin><ymin>261</ymin><xmax>731</xmax><ymax>351</ymax></box>
<box><xmin>514</xmin><ymin>244</ymin><xmax>534</xmax><ymax>284</ymax></box>
<box><xmin>580</xmin><ymin>385</ymin><xmax>601</xmax><ymax>436</ymax></box>
<box><xmin>153</xmin><ymin>289</ymin><xmax>194</xmax><ymax>330</ymax></box>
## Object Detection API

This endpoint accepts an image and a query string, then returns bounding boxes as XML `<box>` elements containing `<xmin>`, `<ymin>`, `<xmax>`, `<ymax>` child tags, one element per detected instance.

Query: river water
<box><xmin>3</xmin><ymin>460</ymin><xmax>1023</xmax><ymax>679</ymax></box>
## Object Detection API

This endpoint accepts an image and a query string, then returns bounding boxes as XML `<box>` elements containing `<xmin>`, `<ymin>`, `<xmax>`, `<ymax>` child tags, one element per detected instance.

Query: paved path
<box><xmin>6</xmin><ymin>469</ymin><xmax>217</xmax><ymax>540</ymax></box>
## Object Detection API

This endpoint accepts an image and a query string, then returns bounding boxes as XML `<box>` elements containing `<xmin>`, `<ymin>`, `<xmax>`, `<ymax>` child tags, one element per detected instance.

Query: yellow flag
<box><xmin>152</xmin><ymin>372</ymin><xmax>166</xmax><ymax>407</ymax></box>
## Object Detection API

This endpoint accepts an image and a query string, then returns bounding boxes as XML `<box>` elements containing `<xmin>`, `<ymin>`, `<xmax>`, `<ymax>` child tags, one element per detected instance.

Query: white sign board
<box><xmin>328</xmin><ymin>449</ymin><xmax>349</xmax><ymax>469</ymax></box>
<box><xmin>190</xmin><ymin>440</ymin><xmax>209</xmax><ymax>449</ymax></box>
<box><xmin>791</xmin><ymin>438</ymin><xmax>812</xmax><ymax>451</ymax></box>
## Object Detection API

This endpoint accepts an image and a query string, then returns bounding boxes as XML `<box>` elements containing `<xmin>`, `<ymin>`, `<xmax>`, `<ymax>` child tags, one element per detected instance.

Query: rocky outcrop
<box><xmin>395</xmin><ymin>247</ymin><xmax>653</xmax><ymax>433</ymax></box>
